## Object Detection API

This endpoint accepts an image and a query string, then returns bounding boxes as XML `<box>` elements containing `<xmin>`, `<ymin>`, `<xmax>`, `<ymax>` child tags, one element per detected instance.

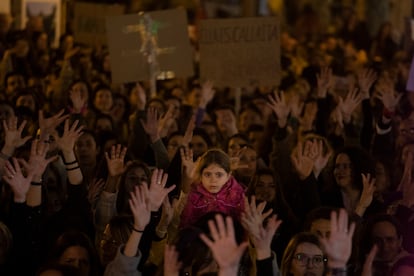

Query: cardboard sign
<box><xmin>199</xmin><ymin>16</ymin><xmax>280</xmax><ymax>87</ymax></box>
<box><xmin>74</xmin><ymin>2</ymin><xmax>125</xmax><ymax>46</ymax></box>
<box><xmin>106</xmin><ymin>8</ymin><xmax>194</xmax><ymax>84</ymax></box>
<box><xmin>0</xmin><ymin>0</ymin><xmax>10</xmax><ymax>13</ymax></box>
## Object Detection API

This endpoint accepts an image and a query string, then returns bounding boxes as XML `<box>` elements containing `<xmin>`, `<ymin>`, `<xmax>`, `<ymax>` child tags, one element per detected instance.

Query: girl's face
<box><xmin>59</xmin><ymin>245</ymin><xmax>90</xmax><ymax>276</ymax></box>
<box><xmin>334</xmin><ymin>153</ymin><xmax>353</xmax><ymax>189</ymax></box>
<box><xmin>290</xmin><ymin>242</ymin><xmax>325</xmax><ymax>276</ymax></box>
<box><xmin>201</xmin><ymin>163</ymin><xmax>230</xmax><ymax>194</ymax></box>
<box><xmin>94</xmin><ymin>89</ymin><xmax>113</xmax><ymax>112</ymax></box>
<box><xmin>255</xmin><ymin>174</ymin><xmax>276</xmax><ymax>202</ymax></box>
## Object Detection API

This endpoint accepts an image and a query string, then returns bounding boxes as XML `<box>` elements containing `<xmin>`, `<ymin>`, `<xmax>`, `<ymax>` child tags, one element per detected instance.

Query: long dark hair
<box><xmin>116</xmin><ymin>161</ymin><xmax>151</xmax><ymax>214</ymax></box>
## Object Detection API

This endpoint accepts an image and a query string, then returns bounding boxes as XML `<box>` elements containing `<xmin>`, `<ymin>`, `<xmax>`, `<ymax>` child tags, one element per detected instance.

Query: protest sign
<box><xmin>106</xmin><ymin>8</ymin><xmax>194</xmax><ymax>84</ymax></box>
<box><xmin>199</xmin><ymin>16</ymin><xmax>280</xmax><ymax>87</ymax></box>
<box><xmin>74</xmin><ymin>2</ymin><xmax>125</xmax><ymax>46</ymax></box>
<box><xmin>21</xmin><ymin>0</ymin><xmax>62</xmax><ymax>47</ymax></box>
<box><xmin>0</xmin><ymin>0</ymin><xmax>10</xmax><ymax>13</ymax></box>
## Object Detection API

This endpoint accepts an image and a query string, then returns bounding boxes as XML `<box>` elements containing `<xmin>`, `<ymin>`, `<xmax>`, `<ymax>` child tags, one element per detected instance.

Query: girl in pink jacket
<box><xmin>180</xmin><ymin>149</ymin><xmax>245</xmax><ymax>228</ymax></box>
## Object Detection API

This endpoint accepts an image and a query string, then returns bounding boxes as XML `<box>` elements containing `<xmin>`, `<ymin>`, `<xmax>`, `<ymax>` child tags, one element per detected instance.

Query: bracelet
<box><xmin>0</xmin><ymin>151</ymin><xmax>10</xmax><ymax>160</ymax></box>
<box><xmin>131</xmin><ymin>225</ymin><xmax>145</xmax><ymax>233</ymax></box>
<box><xmin>66</xmin><ymin>166</ymin><xmax>80</xmax><ymax>171</ymax></box>
<box><xmin>31</xmin><ymin>181</ymin><xmax>42</xmax><ymax>186</ymax></box>
<box><xmin>328</xmin><ymin>267</ymin><xmax>347</xmax><ymax>275</ymax></box>
<box><xmin>63</xmin><ymin>159</ymin><xmax>78</xmax><ymax>166</ymax></box>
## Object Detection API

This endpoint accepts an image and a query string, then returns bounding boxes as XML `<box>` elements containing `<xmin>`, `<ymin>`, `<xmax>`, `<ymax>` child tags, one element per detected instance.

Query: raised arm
<box><xmin>200</xmin><ymin>214</ymin><xmax>249</xmax><ymax>276</ymax></box>
<box><xmin>320</xmin><ymin>209</ymin><xmax>355</xmax><ymax>276</ymax></box>
<box><xmin>53</xmin><ymin>119</ymin><xmax>84</xmax><ymax>185</ymax></box>
<box><xmin>19</xmin><ymin>139</ymin><xmax>57</xmax><ymax>207</ymax></box>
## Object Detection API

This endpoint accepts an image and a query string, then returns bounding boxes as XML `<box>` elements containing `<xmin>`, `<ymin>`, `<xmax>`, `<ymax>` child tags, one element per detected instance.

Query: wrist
<box><xmin>255</xmin><ymin>248</ymin><xmax>271</xmax><ymax>260</ymax></box>
<box><xmin>2</xmin><ymin>146</ymin><xmax>15</xmax><ymax>156</ymax></box>
<box><xmin>13</xmin><ymin>195</ymin><xmax>26</xmax><ymax>203</ymax></box>
<box><xmin>32</xmin><ymin>175</ymin><xmax>42</xmax><ymax>183</ymax></box>
<box><xmin>150</xmin><ymin>134</ymin><xmax>160</xmax><ymax>143</ymax></box>
<box><xmin>219</xmin><ymin>266</ymin><xmax>238</xmax><ymax>276</ymax></box>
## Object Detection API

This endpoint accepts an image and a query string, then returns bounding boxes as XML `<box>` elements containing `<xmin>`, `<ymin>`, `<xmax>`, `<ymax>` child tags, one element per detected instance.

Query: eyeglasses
<box><xmin>293</xmin><ymin>253</ymin><xmax>327</xmax><ymax>267</ymax></box>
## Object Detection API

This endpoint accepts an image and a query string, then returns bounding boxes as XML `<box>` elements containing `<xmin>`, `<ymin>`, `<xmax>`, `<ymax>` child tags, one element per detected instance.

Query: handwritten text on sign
<box><xmin>199</xmin><ymin>17</ymin><xmax>280</xmax><ymax>87</ymax></box>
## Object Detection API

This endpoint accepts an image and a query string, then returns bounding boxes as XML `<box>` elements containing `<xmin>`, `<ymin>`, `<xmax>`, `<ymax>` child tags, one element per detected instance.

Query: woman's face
<box><xmin>334</xmin><ymin>153</ymin><xmax>353</xmax><ymax>189</ymax></box>
<box><xmin>37</xmin><ymin>33</ymin><xmax>48</xmax><ymax>50</ymax></box>
<box><xmin>290</xmin><ymin>242</ymin><xmax>325</xmax><ymax>276</ymax></box>
<box><xmin>111</xmin><ymin>97</ymin><xmax>126</xmax><ymax>121</ymax></box>
<box><xmin>0</xmin><ymin>104</ymin><xmax>14</xmax><ymax>122</ymax></box>
<box><xmin>71</xmin><ymin>82</ymin><xmax>89</xmax><ymax>103</ymax></box>
<box><xmin>201</xmin><ymin>163</ymin><xmax>230</xmax><ymax>194</ymax></box>
<box><xmin>75</xmin><ymin>133</ymin><xmax>98</xmax><ymax>166</ymax></box>
<box><xmin>94</xmin><ymin>89</ymin><xmax>113</xmax><ymax>113</ymax></box>
<box><xmin>238</xmin><ymin>109</ymin><xmax>262</xmax><ymax>133</ymax></box>
<box><xmin>167</xmin><ymin>134</ymin><xmax>183</xmax><ymax>161</ymax></box>
<box><xmin>236</xmin><ymin>147</ymin><xmax>257</xmax><ymax>178</ymax></box>
<box><xmin>227</xmin><ymin>137</ymin><xmax>248</xmax><ymax>157</ymax></box>
<box><xmin>59</xmin><ymin>245</ymin><xmax>90</xmax><ymax>276</ymax></box>
<box><xmin>16</xmin><ymin>94</ymin><xmax>36</xmax><ymax>112</ymax></box>
<box><xmin>255</xmin><ymin>174</ymin><xmax>276</xmax><ymax>202</ymax></box>
<box><xmin>166</xmin><ymin>98</ymin><xmax>180</xmax><ymax>119</ymax></box>
<box><xmin>125</xmin><ymin>167</ymin><xmax>149</xmax><ymax>194</ymax></box>
<box><xmin>191</xmin><ymin>135</ymin><xmax>208</xmax><ymax>158</ymax></box>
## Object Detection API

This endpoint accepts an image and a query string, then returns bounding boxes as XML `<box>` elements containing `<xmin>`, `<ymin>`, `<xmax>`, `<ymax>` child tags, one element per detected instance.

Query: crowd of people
<box><xmin>0</xmin><ymin>1</ymin><xmax>413</xmax><ymax>276</ymax></box>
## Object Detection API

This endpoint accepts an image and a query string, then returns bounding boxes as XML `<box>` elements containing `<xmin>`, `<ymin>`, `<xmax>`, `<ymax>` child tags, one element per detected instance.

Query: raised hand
<box><xmin>158</xmin><ymin>104</ymin><xmax>175</xmax><ymax>138</ymax></box>
<box><xmin>3</xmin><ymin>117</ymin><xmax>31</xmax><ymax>150</ymax></box>
<box><xmin>267</xmin><ymin>90</ymin><xmax>290</xmax><ymax>127</ymax></box>
<box><xmin>134</xmin><ymin>82</ymin><xmax>147</xmax><ymax>111</ymax></box>
<box><xmin>87</xmin><ymin>178</ymin><xmax>105</xmax><ymax>206</ymax></box>
<box><xmin>156</xmin><ymin>197</ymin><xmax>177</xmax><ymax>238</ymax></box>
<box><xmin>320</xmin><ymin>209</ymin><xmax>355</xmax><ymax>269</ymax></box>
<box><xmin>53</xmin><ymin>119</ymin><xmax>84</xmax><ymax>154</ymax></box>
<box><xmin>312</xmin><ymin>139</ymin><xmax>332</xmax><ymax>178</ymax></box>
<box><xmin>356</xmin><ymin>173</ymin><xmax>376</xmax><ymax>215</ymax></box>
<box><xmin>200</xmin><ymin>215</ymin><xmax>248</xmax><ymax>274</ymax></box>
<box><xmin>291</xmin><ymin>141</ymin><xmax>314</xmax><ymax>180</ymax></box>
<box><xmin>374</xmin><ymin>83</ymin><xmax>402</xmax><ymax>113</ymax></box>
<box><xmin>129</xmin><ymin>183</ymin><xmax>151</xmax><ymax>232</ymax></box>
<box><xmin>147</xmin><ymin>169</ymin><xmax>175</xmax><ymax>211</ymax></box>
<box><xmin>338</xmin><ymin>88</ymin><xmax>363</xmax><ymax>123</ymax></box>
<box><xmin>241</xmin><ymin>196</ymin><xmax>281</xmax><ymax>260</ymax></box>
<box><xmin>316</xmin><ymin>67</ymin><xmax>334</xmax><ymax>98</ymax></box>
<box><xmin>104</xmin><ymin>144</ymin><xmax>128</xmax><ymax>177</ymax></box>
<box><xmin>69</xmin><ymin>87</ymin><xmax>87</xmax><ymax>113</ymax></box>
<box><xmin>180</xmin><ymin>146</ymin><xmax>198</xmax><ymax>180</ymax></box>
<box><xmin>19</xmin><ymin>139</ymin><xmax>57</xmax><ymax>183</ymax></box>
<box><xmin>141</xmin><ymin>107</ymin><xmax>160</xmax><ymax>143</ymax></box>
<box><xmin>357</xmin><ymin>68</ymin><xmax>377</xmax><ymax>99</ymax></box>
<box><xmin>38</xmin><ymin>109</ymin><xmax>69</xmax><ymax>139</ymax></box>
<box><xmin>288</xmin><ymin>93</ymin><xmax>304</xmax><ymax>120</ymax></box>
<box><xmin>361</xmin><ymin>245</ymin><xmax>378</xmax><ymax>276</ymax></box>
<box><xmin>200</xmin><ymin>80</ymin><xmax>216</xmax><ymax>108</ymax></box>
<box><xmin>164</xmin><ymin>245</ymin><xmax>182</xmax><ymax>276</ymax></box>
<box><xmin>399</xmin><ymin>151</ymin><xmax>414</xmax><ymax>208</ymax></box>
<box><xmin>3</xmin><ymin>158</ymin><xmax>34</xmax><ymax>203</ymax></box>
<box><xmin>182</xmin><ymin>116</ymin><xmax>196</xmax><ymax>147</ymax></box>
